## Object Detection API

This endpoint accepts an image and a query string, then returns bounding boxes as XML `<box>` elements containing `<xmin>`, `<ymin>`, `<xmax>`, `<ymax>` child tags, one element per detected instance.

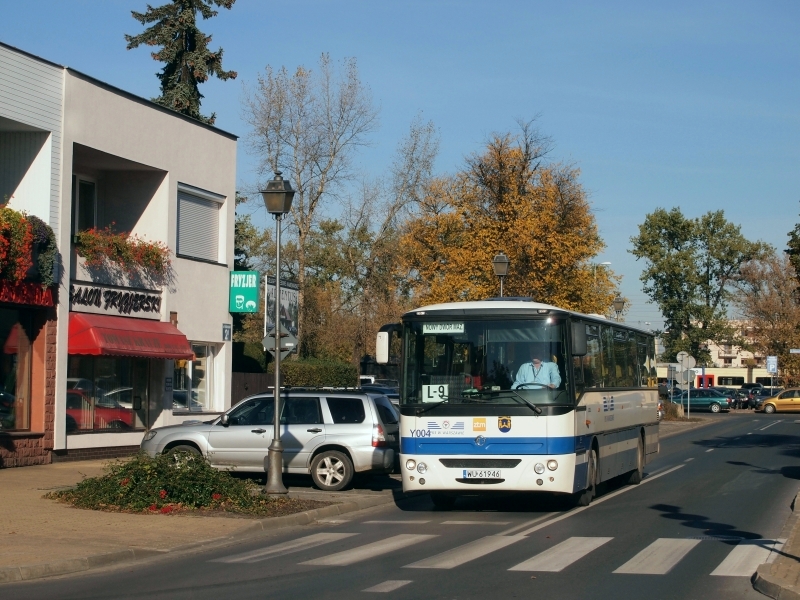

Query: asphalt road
<box><xmin>7</xmin><ymin>413</ymin><xmax>799</xmax><ymax>600</ymax></box>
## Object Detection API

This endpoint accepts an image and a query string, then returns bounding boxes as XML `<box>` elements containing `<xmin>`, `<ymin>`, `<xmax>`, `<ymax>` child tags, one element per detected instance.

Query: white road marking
<box><xmin>364</xmin><ymin>520</ymin><xmax>431</xmax><ymax>524</ymax></box>
<box><xmin>747</xmin><ymin>432</ymin><xmax>753</xmax><ymax>435</ymax></box>
<box><xmin>363</xmin><ymin>580</ymin><xmax>413</xmax><ymax>593</ymax></box>
<box><xmin>706</xmin><ymin>449</ymin><xmax>714</xmax><ymax>453</ymax></box>
<box><xmin>759</xmin><ymin>420</ymin><xmax>784</xmax><ymax>431</ymax></box>
<box><xmin>684</xmin><ymin>458</ymin><xmax>694</xmax><ymax>462</ymax></box>
<box><xmin>613</xmin><ymin>538</ymin><xmax>700</xmax><ymax>574</ymax></box>
<box><xmin>301</xmin><ymin>534</ymin><xmax>437</xmax><ymax>566</ymax></box>
<box><xmin>711</xmin><ymin>539</ymin><xmax>785</xmax><ymax>576</ymax></box>
<box><xmin>509</xmin><ymin>536</ymin><xmax>613</xmax><ymax>572</ymax></box>
<box><xmin>514</xmin><ymin>465</ymin><xmax>685</xmax><ymax>537</ymax></box>
<box><xmin>498</xmin><ymin>512</ymin><xmax>559</xmax><ymax>536</ymax></box>
<box><xmin>211</xmin><ymin>533</ymin><xmax>358</xmax><ymax>563</ymax></box>
<box><xmin>317</xmin><ymin>518</ymin><xmax>350</xmax><ymax>524</ymax></box>
<box><xmin>404</xmin><ymin>535</ymin><xmax>526</xmax><ymax>569</ymax></box>
<box><xmin>442</xmin><ymin>521</ymin><xmax>510</xmax><ymax>525</ymax></box>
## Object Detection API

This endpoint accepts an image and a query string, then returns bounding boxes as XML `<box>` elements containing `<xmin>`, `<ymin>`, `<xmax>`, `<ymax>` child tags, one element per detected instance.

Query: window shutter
<box><xmin>177</xmin><ymin>192</ymin><xmax>219</xmax><ymax>261</ymax></box>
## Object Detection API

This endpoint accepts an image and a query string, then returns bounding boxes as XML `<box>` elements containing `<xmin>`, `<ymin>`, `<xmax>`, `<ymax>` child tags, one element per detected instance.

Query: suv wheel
<box><xmin>311</xmin><ymin>450</ymin><xmax>354</xmax><ymax>491</ymax></box>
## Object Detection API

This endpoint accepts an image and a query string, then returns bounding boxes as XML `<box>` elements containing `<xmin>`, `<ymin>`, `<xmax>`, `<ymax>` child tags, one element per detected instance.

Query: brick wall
<box><xmin>0</xmin><ymin>433</ymin><xmax>49</xmax><ymax>467</ymax></box>
<box><xmin>51</xmin><ymin>445</ymin><xmax>140</xmax><ymax>462</ymax></box>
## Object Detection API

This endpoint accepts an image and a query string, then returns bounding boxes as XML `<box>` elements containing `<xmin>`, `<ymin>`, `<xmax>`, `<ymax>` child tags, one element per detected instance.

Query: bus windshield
<box><xmin>401</xmin><ymin>317</ymin><xmax>570</xmax><ymax>407</ymax></box>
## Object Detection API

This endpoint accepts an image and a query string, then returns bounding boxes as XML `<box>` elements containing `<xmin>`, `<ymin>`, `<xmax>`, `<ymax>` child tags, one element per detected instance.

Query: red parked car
<box><xmin>66</xmin><ymin>389</ymin><xmax>135</xmax><ymax>432</ymax></box>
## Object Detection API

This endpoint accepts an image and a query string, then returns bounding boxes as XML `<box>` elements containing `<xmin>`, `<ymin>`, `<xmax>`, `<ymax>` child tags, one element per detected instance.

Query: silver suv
<box><xmin>140</xmin><ymin>389</ymin><xmax>399</xmax><ymax>491</ymax></box>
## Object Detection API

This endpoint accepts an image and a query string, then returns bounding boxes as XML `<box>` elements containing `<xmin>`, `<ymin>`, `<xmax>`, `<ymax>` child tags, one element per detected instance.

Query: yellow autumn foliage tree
<box><xmin>399</xmin><ymin>126</ymin><xmax>617</xmax><ymax>313</ymax></box>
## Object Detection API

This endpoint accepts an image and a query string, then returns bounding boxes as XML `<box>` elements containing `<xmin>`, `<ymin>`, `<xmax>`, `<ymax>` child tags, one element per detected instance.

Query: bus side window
<box><xmin>585</xmin><ymin>326</ymin><xmax>601</xmax><ymax>388</ymax></box>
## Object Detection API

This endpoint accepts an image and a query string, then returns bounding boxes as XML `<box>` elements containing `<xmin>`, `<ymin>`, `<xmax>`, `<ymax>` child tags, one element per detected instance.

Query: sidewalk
<box><xmin>752</xmin><ymin>497</ymin><xmax>800</xmax><ymax>599</ymax></box>
<box><xmin>0</xmin><ymin>460</ymin><xmax>401</xmax><ymax>583</ymax></box>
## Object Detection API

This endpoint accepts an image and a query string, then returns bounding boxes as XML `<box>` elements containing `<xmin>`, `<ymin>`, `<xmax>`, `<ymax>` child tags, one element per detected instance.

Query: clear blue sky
<box><xmin>3</xmin><ymin>0</ymin><xmax>798</xmax><ymax>329</ymax></box>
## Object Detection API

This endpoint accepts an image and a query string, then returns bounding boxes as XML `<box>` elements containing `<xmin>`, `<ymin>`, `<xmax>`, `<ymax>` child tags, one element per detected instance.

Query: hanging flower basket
<box><xmin>0</xmin><ymin>208</ymin><xmax>58</xmax><ymax>288</ymax></box>
<box><xmin>75</xmin><ymin>225</ymin><xmax>171</xmax><ymax>278</ymax></box>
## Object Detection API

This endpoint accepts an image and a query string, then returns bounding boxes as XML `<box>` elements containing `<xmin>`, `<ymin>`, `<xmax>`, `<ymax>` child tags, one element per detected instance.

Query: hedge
<box><xmin>267</xmin><ymin>358</ymin><xmax>358</xmax><ymax>387</ymax></box>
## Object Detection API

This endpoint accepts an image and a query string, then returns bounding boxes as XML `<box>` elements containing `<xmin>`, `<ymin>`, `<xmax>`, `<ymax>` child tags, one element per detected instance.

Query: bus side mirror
<box><xmin>571</xmin><ymin>322</ymin><xmax>587</xmax><ymax>356</ymax></box>
<box><xmin>376</xmin><ymin>332</ymin><xmax>390</xmax><ymax>364</ymax></box>
<box><xmin>376</xmin><ymin>323</ymin><xmax>400</xmax><ymax>364</ymax></box>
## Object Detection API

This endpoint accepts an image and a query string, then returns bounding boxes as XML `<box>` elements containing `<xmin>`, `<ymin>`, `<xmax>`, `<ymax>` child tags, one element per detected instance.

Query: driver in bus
<box><xmin>512</xmin><ymin>344</ymin><xmax>561</xmax><ymax>389</ymax></box>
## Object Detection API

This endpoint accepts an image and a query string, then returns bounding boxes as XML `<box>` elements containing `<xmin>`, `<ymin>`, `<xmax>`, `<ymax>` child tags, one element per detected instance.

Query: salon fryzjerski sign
<box><xmin>70</xmin><ymin>281</ymin><xmax>162</xmax><ymax>320</ymax></box>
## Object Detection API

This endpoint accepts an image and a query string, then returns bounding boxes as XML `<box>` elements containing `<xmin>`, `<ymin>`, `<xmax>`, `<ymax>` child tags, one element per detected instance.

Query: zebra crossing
<box><xmin>212</xmin><ymin>529</ymin><xmax>785</xmax><ymax>578</ymax></box>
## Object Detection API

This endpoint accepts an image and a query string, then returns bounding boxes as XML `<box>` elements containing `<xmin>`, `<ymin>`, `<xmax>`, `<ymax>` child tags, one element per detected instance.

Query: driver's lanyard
<box><xmin>532</xmin><ymin>365</ymin><xmax>541</xmax><ymax>380</ymax></box>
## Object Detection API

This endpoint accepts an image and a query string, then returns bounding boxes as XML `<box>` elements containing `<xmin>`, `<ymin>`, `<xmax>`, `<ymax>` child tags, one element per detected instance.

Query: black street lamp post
<box><xmin>260</xmin><ymin>171</ymin><xmax>295</xmax><ymax>495</ymax></box>
<box><xmin>492</xmin><ymin>252</ymin><xmax>509</xmax><ymax>297</ymax></box>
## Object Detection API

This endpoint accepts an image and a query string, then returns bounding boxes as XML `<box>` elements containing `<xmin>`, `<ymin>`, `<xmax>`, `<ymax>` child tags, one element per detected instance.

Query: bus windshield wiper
<box><xmin>498</xmin><ymin>389</ymin><xmax>543</xmax><ymax>415</ymax></box>
<box><xmin>415</xmin><ymin>399</ymin><xmax>449</xmax><ymax>416</ymax></box>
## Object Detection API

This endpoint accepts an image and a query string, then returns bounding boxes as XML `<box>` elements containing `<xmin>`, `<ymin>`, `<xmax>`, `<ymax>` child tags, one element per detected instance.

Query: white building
<box><xmin>0</xmin><ymin>42</ymin><xmax>236</xmax><ymax>465</ymax></box>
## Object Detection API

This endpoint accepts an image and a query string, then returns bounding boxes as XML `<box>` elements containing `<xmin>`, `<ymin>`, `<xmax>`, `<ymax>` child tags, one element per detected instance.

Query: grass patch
<box><xmin>46</xmin><ymin>452</ymin><xmax>330</xmax><ymax>517</ymax></box>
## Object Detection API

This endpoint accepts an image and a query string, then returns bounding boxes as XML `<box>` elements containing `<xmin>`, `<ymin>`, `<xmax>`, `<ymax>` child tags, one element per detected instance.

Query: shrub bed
<box><xmin>268</xmin><ymin>358</ymin><xmax>358</xmax><ymax>387</ymax></box>
<box><xmin>46</xmin><ymin>452</ymin><xmax>329</xmax><ymax>517</ymax></box>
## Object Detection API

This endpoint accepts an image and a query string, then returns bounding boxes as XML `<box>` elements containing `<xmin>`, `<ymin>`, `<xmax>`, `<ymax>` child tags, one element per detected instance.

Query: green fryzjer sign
<box><xmin>229</xmin><ymin>271</ymin><xmax>260</xmax><ymax>313</ymax></box>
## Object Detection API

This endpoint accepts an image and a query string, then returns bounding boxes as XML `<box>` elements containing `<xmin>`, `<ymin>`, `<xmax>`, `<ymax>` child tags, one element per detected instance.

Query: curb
<box><xmin>0</xmin><ymin>493</ymin><xmax>400</xmax><ymax>584</ymax></box>
<box><xmin>752</xmin><ymin>492</ymin><xmax>800</xmax><ymax>599</ymax></box>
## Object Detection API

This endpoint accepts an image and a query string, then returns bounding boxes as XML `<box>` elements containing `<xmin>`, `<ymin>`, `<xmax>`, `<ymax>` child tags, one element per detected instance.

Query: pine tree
<box><xmin>787</xmin><ymin>204</ymin><xmax>800</xmax><ymax>285</ymax></box>
<box><xmin>125</xmin><ymin>0</ymin><xmax>237</xmax><ymax>125</ymax></box>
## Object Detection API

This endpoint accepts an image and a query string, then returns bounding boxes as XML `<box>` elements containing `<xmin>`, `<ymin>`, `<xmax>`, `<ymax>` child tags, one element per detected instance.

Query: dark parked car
<box><xmin>360</xmin><ymin>384</ymin><xmax>400</xmax><ymax>406</ymax></box>
<box><xmin>675</xmin><ymin>388</ymin><xmax>733</xmax><ymax>413</ymax></box>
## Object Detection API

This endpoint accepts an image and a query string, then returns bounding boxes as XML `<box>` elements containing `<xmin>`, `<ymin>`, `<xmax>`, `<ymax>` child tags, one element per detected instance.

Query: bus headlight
<box><xmin>534</xmin><ymin>463</ymin><xmax>545</xmax><ymax>474</ymax></box>
<box><xmin>405</xmin><ymin>459</ymin><xmax>416</xmax><ymax>471</ymax></box>
<box><xmin>547</xmin><ymin>460</ymin><xmax>558</xmax><ymax>471</ymax></box>
<box><xmin>417</xmin><ymin>462</ymin><xmax>428</xmax><ymax>474</ymax></box>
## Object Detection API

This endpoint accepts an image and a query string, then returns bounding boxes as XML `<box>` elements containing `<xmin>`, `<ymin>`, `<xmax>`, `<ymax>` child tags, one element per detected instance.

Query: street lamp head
<box><xmin>260</xmin><ymin>171</ymin><xmax>295</xmax><ymax>215</ymax></box>
<box><xmin>613</xmin><ymin>294</ymin><xmax>625</xmax><ymax>316</ymax></box>
<box><xmin>492</xmin><ymin>252</ymin><xmax>510</xmax><ymax>277</ymax></box>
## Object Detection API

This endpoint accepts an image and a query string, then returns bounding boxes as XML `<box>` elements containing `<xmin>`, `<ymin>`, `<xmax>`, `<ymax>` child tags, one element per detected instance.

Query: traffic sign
<box><xmin>767</xmin><ymin>356</ymin><xmax>778</xmax><ymax>374</ymax></box>
<box><xmin>680</xmin><ymin>370</ymin><xmax>693</xmax><ymax>384</ymax></box>
<box><xmin>791</xmin><ymin>349</ymin><xmax>800</xmax><ymax>354</ymax></box>
<box><xmin>263</xmin><ymin>323</ymin><xmax>298</xmax><ymax>361</ymax></box>
<box><xmin>676</xmin><ymin>352</ymin><xmax>696</xmax><ymax>370</ymax></box>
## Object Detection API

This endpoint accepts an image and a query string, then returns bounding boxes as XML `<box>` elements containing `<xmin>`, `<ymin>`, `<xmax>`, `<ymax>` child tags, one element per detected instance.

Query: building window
<box><xmin>177</xmin><ymin>184</ymin><xmax>224</xmax><ymax>262</ymax></box>
<box><xmin>72</xmin><ymin>175</ymin><xmax>97</xmax><ymax>234</ymax></box>
<box><xmin>65</xmin><ymin>356</ymin><xmax>148</xmax><ymax>434</ymax></box>
<box><xmin>0</xmin><ymin>309</ymin><xmax>33</xmax><ymax>431</ymax></box>
<box><xmin>173</xmin><ymin>343</ymin><xmax>214</xmax><ymax>411</ymax></box>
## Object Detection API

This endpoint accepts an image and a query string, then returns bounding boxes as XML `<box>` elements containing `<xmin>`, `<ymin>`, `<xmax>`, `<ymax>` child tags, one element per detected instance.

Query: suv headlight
<box><xmin>142</xmin><ymin>430</ymin><xmax>157</xmax><ymax>442</ymax></box>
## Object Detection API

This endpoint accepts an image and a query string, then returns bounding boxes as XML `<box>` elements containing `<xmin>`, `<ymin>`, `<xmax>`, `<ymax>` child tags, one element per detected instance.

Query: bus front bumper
<box><xmin>399</xmin><ymin>452</ymin><xmax>580</xmax><ymax>495</ymax></box>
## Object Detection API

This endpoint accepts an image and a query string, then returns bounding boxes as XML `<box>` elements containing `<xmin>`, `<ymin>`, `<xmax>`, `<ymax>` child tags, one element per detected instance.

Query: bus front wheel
<box><xmin>575</xmin><ymin>448</ymin><xmax>597</xmax><ymax>507</ymax></box>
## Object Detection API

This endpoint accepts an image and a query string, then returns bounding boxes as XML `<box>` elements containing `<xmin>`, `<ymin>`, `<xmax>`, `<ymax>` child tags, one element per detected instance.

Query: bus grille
<box><xmin>439</xmin><ymin>459</ymin><xmax>521</xmax><ymax>468</ymax></box>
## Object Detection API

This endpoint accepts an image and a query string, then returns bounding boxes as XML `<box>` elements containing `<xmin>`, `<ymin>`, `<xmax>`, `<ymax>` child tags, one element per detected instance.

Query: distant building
<box><xmin>0</xmin><ymin>42</ymin><xmax>236</xmax><ymax>466</ymax></box>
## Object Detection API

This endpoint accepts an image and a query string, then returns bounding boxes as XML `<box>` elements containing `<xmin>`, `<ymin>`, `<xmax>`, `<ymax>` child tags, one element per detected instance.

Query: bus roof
<box><xmin>403</xmin><ymin>298</ymin><xmax>654</xmax><ymax>334</ymax></box>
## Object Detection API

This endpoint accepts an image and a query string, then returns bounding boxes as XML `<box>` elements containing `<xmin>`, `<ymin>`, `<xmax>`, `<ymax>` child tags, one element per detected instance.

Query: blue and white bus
<box><xmin>376</xmin><ymin>299</ymin><xmax>659</xmax><ymax>508</ymax></box>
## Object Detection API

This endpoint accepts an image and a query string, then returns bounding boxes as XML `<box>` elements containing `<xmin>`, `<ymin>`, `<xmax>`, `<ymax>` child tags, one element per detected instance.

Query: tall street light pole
<box><xmin>593</xmin><ymin>261</ymin><xmax>611</xmax><ymax>286</ymax></box>
<box><xmin>260</xmin><ymin>171</ymin><xmax>295</xmax><ymax>495</ymax></box>
<box><xmin>492</xmin><ymin>252</ymin><xmax>509</xmax><ymax>297</ymax></box>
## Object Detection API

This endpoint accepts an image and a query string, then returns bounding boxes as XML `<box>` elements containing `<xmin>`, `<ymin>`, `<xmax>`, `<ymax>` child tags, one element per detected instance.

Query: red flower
<box><xmin>159</xmin><ymin>489</ymin><xmax>167</xmax><ymax>499</ymax></box>
<box><xmin>160</xmin><ymin>505</ymin><xmax>174</xmax><ymax>514</ymax></box>
<box><xmin>149</xmin><ymin>504</ymin><xmax>158</xmax><ymax>512</ymax></box>
<box><xmin>120</xmin><ymin>478</ymin><xmax>130</xmax><ymax>486</ymax></box>
<box><xmin>212</xmin><ymin>493</ymin><xmax>222</xmax><ymax>501</ymax></box>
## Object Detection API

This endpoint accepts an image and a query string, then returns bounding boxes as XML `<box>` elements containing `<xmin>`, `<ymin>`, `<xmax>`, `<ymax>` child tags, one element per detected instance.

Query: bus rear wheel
<box><xmin>626</xmin><ymin>435</ymin><xmax>644</xmax><ymax>485</ymax></box>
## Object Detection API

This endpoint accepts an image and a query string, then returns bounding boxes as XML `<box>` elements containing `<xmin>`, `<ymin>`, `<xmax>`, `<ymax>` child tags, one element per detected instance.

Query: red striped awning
<box><xmin>68</xmin><ymin>313</ymin><xmax>194</xmax><ymax>359</ymax></box>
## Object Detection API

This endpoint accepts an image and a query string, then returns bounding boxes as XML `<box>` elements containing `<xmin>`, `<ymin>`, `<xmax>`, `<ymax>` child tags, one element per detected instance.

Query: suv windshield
<box><xmin>401</xmin><ymin>317</ymin><xmax>569</xmax><ymax>407</ymax></box>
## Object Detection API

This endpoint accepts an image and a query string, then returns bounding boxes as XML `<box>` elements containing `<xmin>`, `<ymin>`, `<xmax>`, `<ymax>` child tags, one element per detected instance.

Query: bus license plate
<box><xmin>463</xmin><ymin>469</ymin><xmax>501</xmax><ymax>479</ymax></box>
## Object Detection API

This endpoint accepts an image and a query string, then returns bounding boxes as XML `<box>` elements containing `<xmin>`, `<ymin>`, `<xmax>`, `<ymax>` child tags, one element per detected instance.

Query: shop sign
<box><xmin>69</xmin><ymin>281</ymin><xmax>162</xmax><ymax>320</ymax></box>
<box><xmin>0</xmin><ymin>280</ymin><xmax>55</xmax><ymax>307</ymax></box>
<box><xmin>229</xmin><ymin>271</ymin><xmax>260</xmax><ymax>313</ymax></box>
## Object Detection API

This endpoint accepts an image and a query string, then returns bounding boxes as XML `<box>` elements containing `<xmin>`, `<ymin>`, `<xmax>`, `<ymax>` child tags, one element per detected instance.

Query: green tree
<box><xmin>630</xmin><ymin>208</ymin><xmax>770</xmax><ymax>362</ymax></box>
<box><xmin>125</xmin><ymin>0</ymin><xmax>237</xmax><ymax>125</ymax></box>
<box><xmin>786</xmin><ymin>203</ymin><xmax>800</xmax><ymax>286</ymax></box>
<box><xmin>398</xmin><ymin>122</ymin><xmax>616</xmax><ymax>312</ymax></box>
